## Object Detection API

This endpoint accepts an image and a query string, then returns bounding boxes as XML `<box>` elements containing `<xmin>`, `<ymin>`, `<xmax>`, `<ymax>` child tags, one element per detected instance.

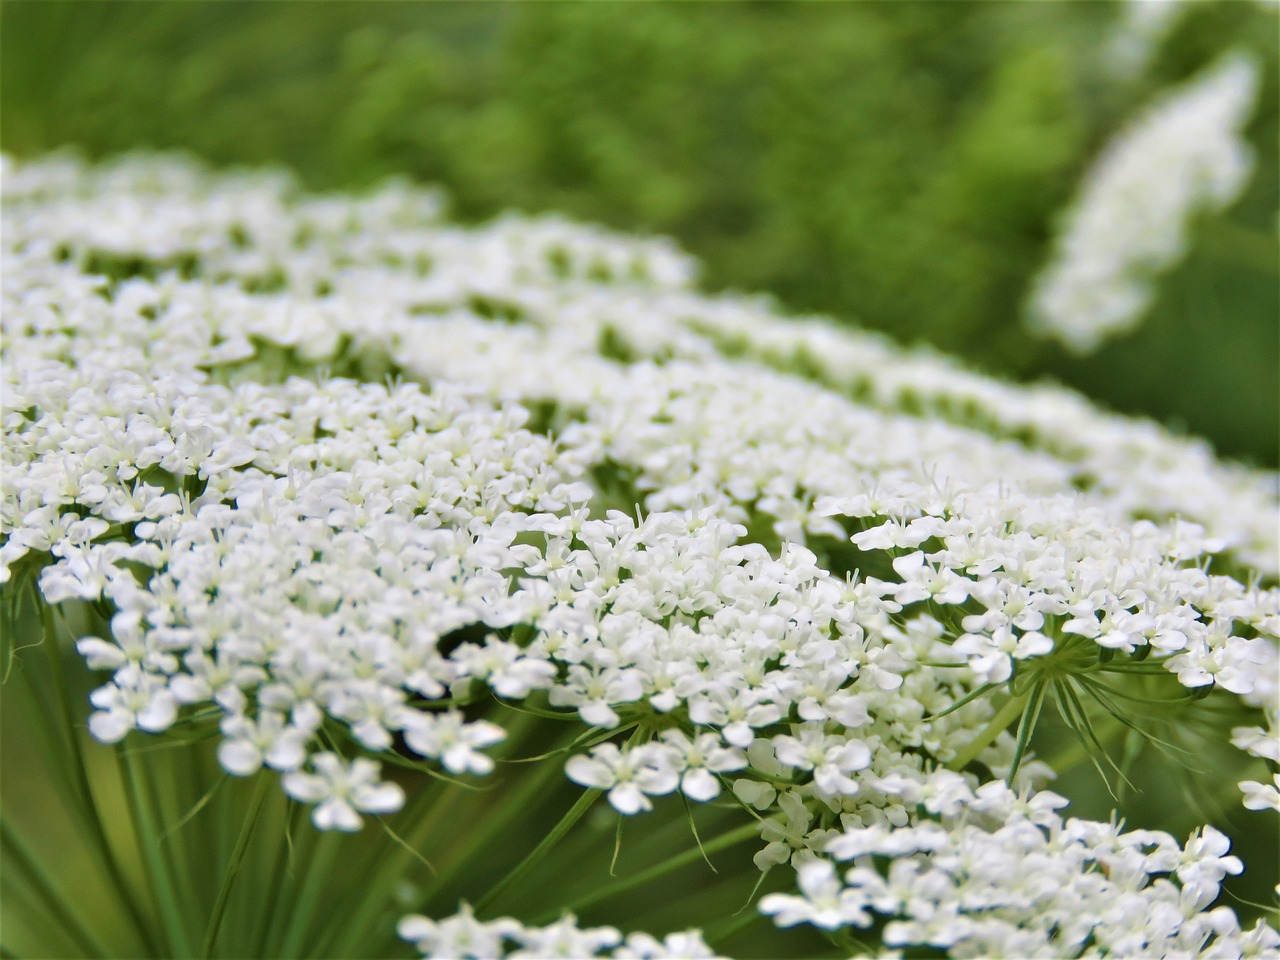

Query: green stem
<box><xmin>705</xmin><ymin>904</ymin><xmax>766</xmax><ymax>950</ymax></box>
<box><xmin>0</xmin><ymin>816</ymin><xmax>113</xmax><ymax>957</ymax></box>
<box><xmin>261</xmin><ymin>801</ymin><xmax>316</xmax><ymax>959</ymax></box>
<box><xmin>39</xmin><ymin>600</ymin><xmax>160</xmax><ymax>954</ymax></box>
<box><xmin>1006</xmin><ymin>679</ymin><xmax>1047</xmax><ymax>784</ymax></box>
<box><xmin>1043</xmin><ymin>711</ymin><xmax>1124</xmax><ymax>774</ymax></box>
<box><xmin>473</xmin><ymin>787</ymin><xmax>603</xmax><ymax>917</ymax></box>
<box><xmin>309</xmin><ymin>781</ymin><xmax>446</xmax><ymax>958</ymax></box>
<box><xmin>946</xmin><ymin>691</ymin><xmax>1028</xmax><ymax>772</ymax></box>
<box><xmin>120</xmin><ymin>744</ymin><xmax>196</xmax><ymax>957</ymax></box>
<box><xmin>275</xmin><ymin>830</ymin><xmax>343</xmax><ymax>959</ymax></box>
<box><xmin>202</xmin><ymin>773</ymin><xmax>272</xmax><ymax>958</ymax></box>
<box><xmin>532</xmin><ymin>819</ymin><xmax>760</xmax><ymax>924</ymax></box>
<box><xmin>248</xmin><ymin>799</ymin><xmax>294</xmax><ymax>957</ymax></box>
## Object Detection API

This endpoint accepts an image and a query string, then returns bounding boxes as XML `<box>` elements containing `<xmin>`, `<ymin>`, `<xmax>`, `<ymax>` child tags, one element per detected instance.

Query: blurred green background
<box><xmin>2</xmin><ymin>0</ymin><xmax>1277</xmax><ymax>466</ymax></box>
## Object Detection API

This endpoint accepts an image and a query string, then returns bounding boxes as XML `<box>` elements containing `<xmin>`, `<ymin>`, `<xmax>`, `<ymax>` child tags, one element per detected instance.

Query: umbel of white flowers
<box><xmin>2</xmin><ymin>154</ymin><xmax>1277</xmax><ymax>959</ymax></box>
<box><xmin>1027</xmin><ymin>52</ymin><xmax>1260</xmax><ymax>355</ymax></box>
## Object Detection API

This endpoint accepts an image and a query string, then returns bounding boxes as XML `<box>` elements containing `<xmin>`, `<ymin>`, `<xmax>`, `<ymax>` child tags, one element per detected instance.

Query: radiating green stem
<box><xmin>473</xmin><ymin>787</ymin><xmax>603</xmax><ymax>917</ymax></box>
<box><xmin>248</xmin><ymin>799</ymin><xmax>294</xmax><ymax>957</ymax></box>
<box><xmin>38</xmin><ymin>599</ymin><xmax>159</xmax><ymax>954</ymax></box>
<box><xmin>120</xmin><ymin>744</ymin><xmax>196</xmax><ymax>957</ymax></box>
<box><xmin>705</xmin><ymin>904</ymin><xmax>766</xmax><ymax>950</ymax></box>
<box><xmin>276</xmin><ymin>829</ymin><xmax>343</xmax><ymax>959</ymax></box>
<box><xmin>0</xmin><ymin>816</ymin><xmax>113</xmax><ymax>958</ymax></box>
<box><xmin>202</xmin><ymin>772</ymin><xmax>272</xmax><ymax>958</ymax></box>
<box><xmin>946</xmin><ymin>691</ymin><xmax>1028</xmax><ymax>772</ymax></box>
<box><xmin>532</xmin><ymin>819</ymin><xmax>760</xmax><ymax>924</ymax></box>
<box><xmin>1044</xmin><ymin>711</ymin><xmax>1124</xmax><ymax>774</ymax></box>
<box><xmin>1006</xmin><ymin>679</ymin><xmax>1048</xmax><ymax>784</ymax></box>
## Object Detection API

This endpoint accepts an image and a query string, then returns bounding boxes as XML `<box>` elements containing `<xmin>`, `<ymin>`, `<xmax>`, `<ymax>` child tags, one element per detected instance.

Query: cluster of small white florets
<box><xmin>762</xmin><ymin>776</ymin><xmax>1280</xmax><ymax>958</ymax></box>
<box><xmin>1028</xmin><ymin>53</ymin><xmax>1260</xmax><ymax>354</ymax></box>
<box><xmin>3</xmin><ymin>154</ymin><xmax>1277</xmax><ymax>958</ymax></box>
<box><xmin>397</xmin><ymin>904</ymin><xmax>721</xmax><ymax>960</ymax></box>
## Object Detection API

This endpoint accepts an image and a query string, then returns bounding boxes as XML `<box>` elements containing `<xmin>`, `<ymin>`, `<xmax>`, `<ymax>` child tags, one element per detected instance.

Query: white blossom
<box><xmin>1027</xmin><ymin>53</ymin><xmax>1260</xmax><ymax>354</ymax></box>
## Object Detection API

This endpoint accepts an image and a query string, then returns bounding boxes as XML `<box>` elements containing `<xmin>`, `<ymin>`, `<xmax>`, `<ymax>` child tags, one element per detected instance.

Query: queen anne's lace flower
<box><xmin>3</xmin><ymin>154</ymin><xmax>1276</xmax><ymax>958</ymax></box>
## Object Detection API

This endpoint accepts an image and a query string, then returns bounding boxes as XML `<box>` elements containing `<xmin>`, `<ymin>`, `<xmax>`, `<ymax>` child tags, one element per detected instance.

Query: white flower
<box><xmin>217</xmin><ymin>703</ymin><xmax>320</xmax><ymax>775</ymax></box>
<box><xmin>771</xmin><ymin>725</ymin><xmax>871</xmax><ymax>797</ymax></box>
<box><xmin>1231</xmin><ymin>725</ymin><xmax>1280</xmax><ymax>763</ymax></box>
<box><xmin>659</xmin><ymin>730</ymin><xmax>747</xmax><ymax>801</ymax></box>
<box><xmin>400</xmin><ymin>710</ymin><xmax>506</xmax><ymax>775</ymax></box>
<box><xmin>759</xmin><ymin>859</ymin><xmax>873</xmax><ymax>930</ymax></box>
<box><xmin>398</xmin><ymin>903</ymin><xmax>521</xmax><ymax>960</ymax></box>
<box><xmin>87</xmin><ymin>671</ymin><xmax>178</xmax><ymax>742</ymax></box>
<box><xmin>565</xmin><ymin>743</ymin><xmax>679</xmax><ymax>814</ymax></box>
<box><xmin>508</xmin><ymin>914</ymin><xmax>620</xmax><ymax>959</ymax></box>
<box><xmin>614</xmin><ymin>931</ymin><xmax>721</xmax><ymax>959</ymax></box>
<box><xmin>889</xmin><ymin>551</ymin><xmax>972</xmax><ymax>607</ymax></box>
<box><xmin>283</xmin><ymin>752</ymin><xmax>404</xmax><ymax>831</ymax></box>
<box><xmin>1240</xmin><ymin>776</ymin><xmax>1280</xmax><ymax>813</ymax></box>
<box><xmin>1177</xmin><ymin>826</ymin><xmax>1244</xmax><ymax>910</ymax></box>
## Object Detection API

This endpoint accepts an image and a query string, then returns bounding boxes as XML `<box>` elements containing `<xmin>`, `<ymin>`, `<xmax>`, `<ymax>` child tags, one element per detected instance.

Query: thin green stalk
<box><xmin>705</xmin><ymin>904</ymin><xmax>766</xmax><ymax>949</ymax></box>
<box><xmin>1058</xmin><ymin>679</ymin><xmax>1131</xmax><ymax>798</ymax></box>
<box><xmin>120</xmin><ymin>744</ymin><xmax>196</xmax><ymax>957</ymax></box>
<box><xmin>1006</xmin><ymin>679</ymin><xmax>1047</xmax><ymax>784</ymax></box>
<box><xmin>0</xmin><ymin>816</ymin><xmax>113</xmax><ymax>958</ymax></box>
<box><xmin>473</xmin><ymin>787</ymin><xmax>603</xmax><ymax>917</ymax></box>
<box><xmin>248</xmin><ymin>799</ymin><xmax>294</xmax><ymax>957</ymax></box>
<box><xmin>532</xmin><ymin>819</ymin><xmax>760</xmax><ymax>924</ymax></box>
<box><xmin>275</xmin><ymin>830</ymin><xmax>344</xmax><ymax>959</ymax></box>
<box><xmin>946</xmin><ymin>690</ymin><xmax>1028</xmax><ymax>772</ymax></box>
<box><xmin>202</xmin><ymin>772</ymin><xmax>272</xmax><ymax>958</ymax></box>
<box><xmin>37</xmin><ymin>600</ymin><xmax>160</xmax><ymax>954</ymax></box>
<box><xmin>0</xmin><ymin>873</ymin><xmax>88</xmax><ymax>958</ymax></box>
<box><xmin>1043</xmin><ymin>711</ymin><xmax>1124</xmax><ymax>774</ymax></box>
<box><xmin>923</xmin><ymin>680</ymin><xmax>1001</xmax><ymax>720</ymax></box>
<box><xmin>261</xmin><ymin>800</ymin><xmax>317</xmax><ymax>959</ymax></box>
<box><xmin>315</xmin><ymin>784</ymin><xmax>451</xmax><ymax>957</ymax></box>
<box><xmin>145</xmin><ymin>740</ymin><xmax>202</xmax><ymax>935</ymax></box>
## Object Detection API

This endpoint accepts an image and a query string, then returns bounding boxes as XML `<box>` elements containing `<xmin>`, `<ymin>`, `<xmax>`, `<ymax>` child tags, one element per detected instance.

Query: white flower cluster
<box><xmin>3</xmin><ymin>154</ymin><xmax>1276</xmax><ymax>957</ymax></box>
<box><xmin>398</xmin><ymin>904</ymin><xmax>721</xmax><ymax>960</ymax></box>
<box><xmin>1027</xmin><ymin>53</ymin><xmax>1260</xmax><ymax>354</ymax></box>
<box><xmin>762</xmin><ymin>778</ymin><xmax>1279</xmax><ymax>958</ymax></box>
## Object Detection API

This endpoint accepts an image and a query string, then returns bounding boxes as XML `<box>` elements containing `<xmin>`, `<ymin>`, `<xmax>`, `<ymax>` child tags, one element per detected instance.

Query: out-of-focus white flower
<box><xmin>1240</xmin><ymin>775</ymin><xmax>1280</xmax><ymax>812</ymax></box>
<box><xmin>1028</xmin><ymin>53</ymin><xmax>1259</xmax><ymax>354</ymax></box>
<box><xmin>760</xmin><ymin>859</ymin><xmax>873</xmax><ymax>929</ymax></box>
<box><xmin>398</xmin><ymin>904</ymin><xmax>522</xmax><ymax>960</ymax></box>
<box><xmin>283</xmin><ymin>752</ymin><xmax>404</xmax><ymax>830</ymax></box>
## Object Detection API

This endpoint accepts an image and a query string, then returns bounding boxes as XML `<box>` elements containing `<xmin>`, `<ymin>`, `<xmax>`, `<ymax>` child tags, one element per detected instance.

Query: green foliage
<box><xmin>2</xmin><ymin>0</ymin><xmax>1275</xmax><ymax>466</ymax></box>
